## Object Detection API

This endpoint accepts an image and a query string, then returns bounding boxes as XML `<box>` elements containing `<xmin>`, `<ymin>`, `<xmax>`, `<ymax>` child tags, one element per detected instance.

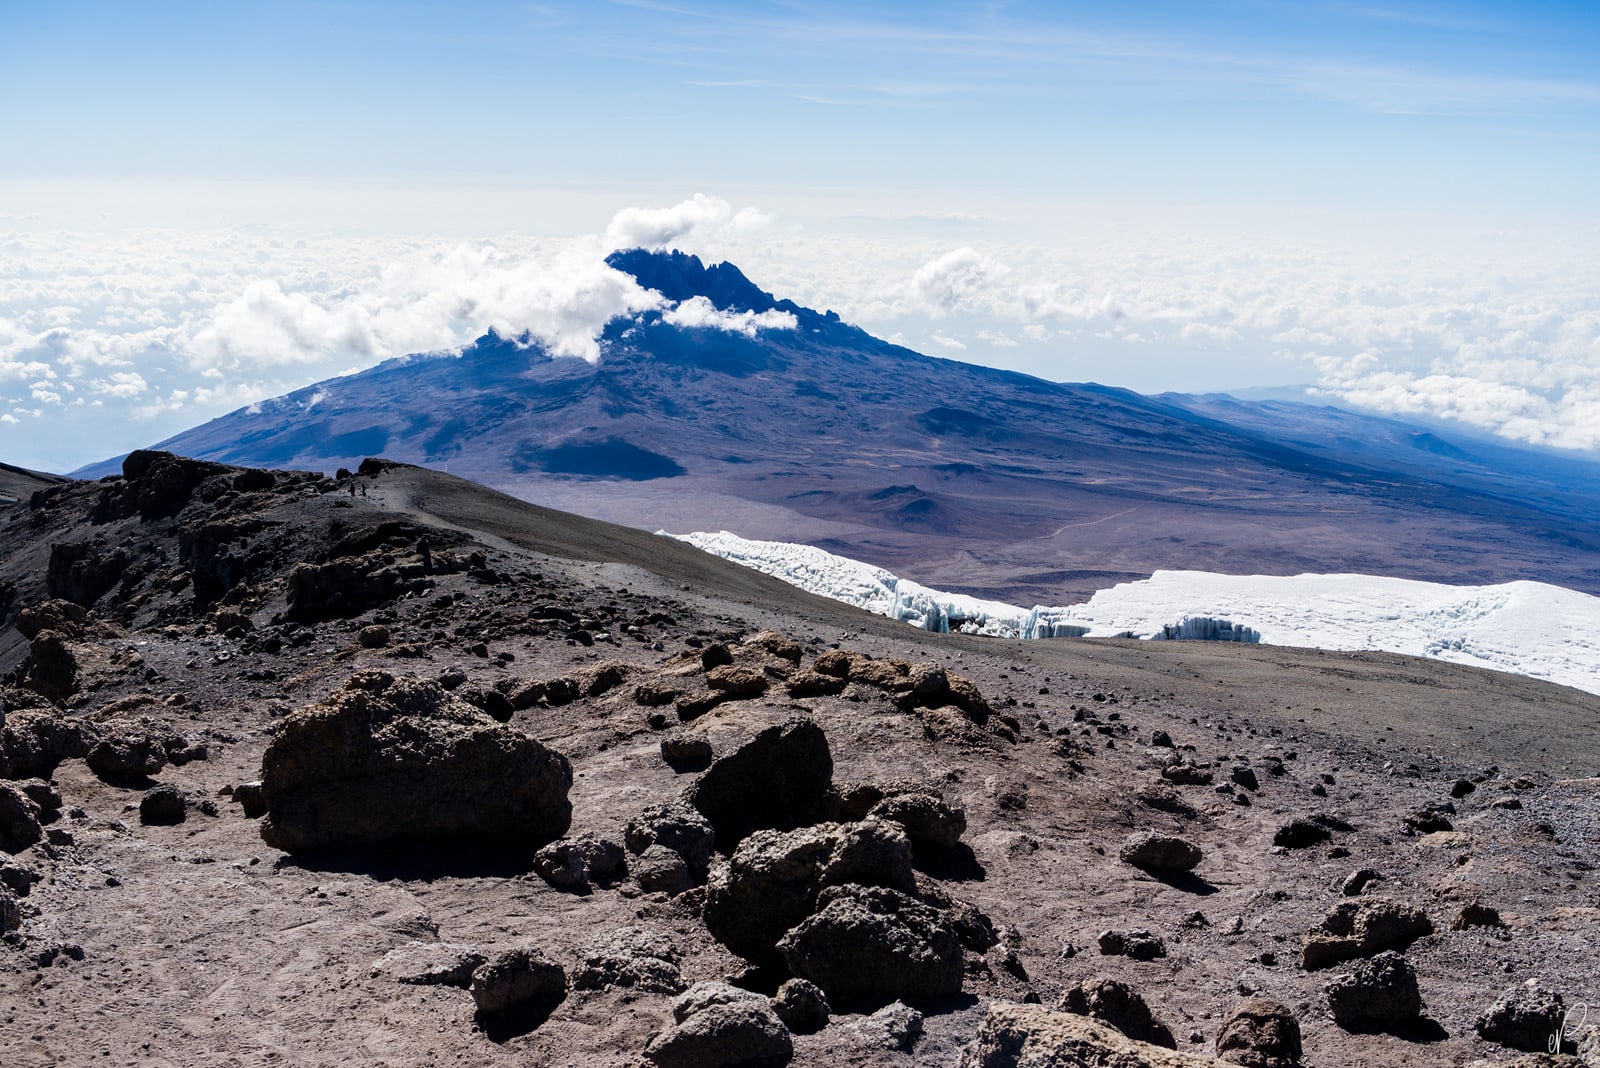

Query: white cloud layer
<box><xmin>2</xmin><ymin>196</ymin><xmax>1597</xmax><ymax>472</ymax></box>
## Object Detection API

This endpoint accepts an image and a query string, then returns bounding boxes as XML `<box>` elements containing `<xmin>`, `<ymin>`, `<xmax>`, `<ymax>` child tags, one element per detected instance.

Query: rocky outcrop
<box><xmin>703</xmin><ymin>819</ymin><xmax>915</xmax><ymax>963</ymax></box>
<box><xmin>1214</xmin><ymin>999</ymin><xmax>1302</xmax><ymax>1067</ymax></box>
<box><xmin>777</xmin><ymin>883</ymin><xmax>963</xmax><ymax>1008</ymax></box>
<box><xmin>0</xmin><ymin>707</ymin><xmax>85</xmax><ymax>780</ymax></box>
<box><xmin>0</xmin><ymin>782</ymin><xmax>43</xmax><ymax>854</ymax></box>
<box><xmin>258</xmin><ymin>670</ymin><xmax>572</xmax><ymax>853</ymax></box>
<box><xmin>959</xmin><ymin>1003</ymin><xmax>1232</xmax><ymax>1067</ymax></box>
<box><xmin>686</xmin><ymin>718</ymin><xmax>833</xmax><ymax>848</ymax></box>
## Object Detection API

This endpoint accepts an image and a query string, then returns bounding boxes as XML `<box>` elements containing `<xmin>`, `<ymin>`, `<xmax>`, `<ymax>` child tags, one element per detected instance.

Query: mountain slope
<box><xmin>99</xmin><ymin>250</ymin><xmax>1600</xmax><ymax>603</ymax></box>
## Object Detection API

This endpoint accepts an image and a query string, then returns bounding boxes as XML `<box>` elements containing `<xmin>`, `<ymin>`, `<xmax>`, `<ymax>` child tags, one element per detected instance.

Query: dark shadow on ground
<box><xmin>477</xmin><ymin>993</ymin><xmax>565</xmax><ymax>1043</ymax></box>
<box><xmin>913</xmin><ymin>843</ymin><xmax>986</xmax><ymax>882</ymax></box>
<box><xmin>277</xmin><ymin>839</ymin><xmax>536</xmax><ymax>881</ymax></box>
<box><xmin>1148</xmin><ymin>869</ymin><xmax>1219</xmax><ymax>895</ymax></box>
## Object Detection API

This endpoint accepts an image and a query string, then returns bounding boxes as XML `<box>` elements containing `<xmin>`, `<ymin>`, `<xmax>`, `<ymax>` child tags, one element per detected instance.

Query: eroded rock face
<box><xmin>686</xmin><ymin>718</ymin><xmax>833</xmax><ymax>849</ymax></box>
<box><xmin>959</xmin><ymin>1003</ymin><xmax>1232</xmax><ymax>1067</ymax></box>
<box><xmin>0</xmin><ymin>708</ymin><xmax>85</xmax><ymax>780</ymax></box>
<box><xmin>1215</xmin><ymin>998</ymin><xmax>1302</xmax><ymax>1068</ymax></box>
<box><xmin>258</xmin><ymin>670</ymin><xmax>572</xmax><ymax>853</ymax></box>
<box><xmin>24</xmin><ymin>630</ymin><xmax>77</xmax><ymax>700</ymax></box>
<box><xmin>703</xmin><ymin>819</ymin><xmax>915</xmax><ymax>963</ymax></box>
<box><xmin>777</xmin><ymin>884</ymin><xmax>963</xmax><ymax>1008</ymax></box>
<box><xmin>1058</xmin><ymin>978</ymin><xmax>1177</xmax><ymax>1049</ymax></box>
<box><xmin>1325</xmin><ymin>951</ymin><xmax>1422</xmax><ymax>1029</ymax></box>
<box><xmin>0</xmin><ymin>782</ymin><xmax>43</xmax><ymax>854</ymax></box>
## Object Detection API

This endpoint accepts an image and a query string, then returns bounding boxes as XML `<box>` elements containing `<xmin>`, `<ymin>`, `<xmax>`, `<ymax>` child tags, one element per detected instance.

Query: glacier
<box><xmin>666</xmin><ymin>530</ymin><xmax>1600</xmax><ymax>698</ymax></box>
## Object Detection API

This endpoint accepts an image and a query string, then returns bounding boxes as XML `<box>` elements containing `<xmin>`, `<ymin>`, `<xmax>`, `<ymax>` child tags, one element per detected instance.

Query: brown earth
<box><xmin>1</xmin><ymin>454</ymin><xmax>1597</xmax><ymax>1067</ymax></box>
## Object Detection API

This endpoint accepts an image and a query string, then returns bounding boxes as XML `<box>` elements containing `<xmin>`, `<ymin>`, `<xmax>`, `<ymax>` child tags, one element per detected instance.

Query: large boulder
<box><xmin>777</xmin><ymin>884</ymin><xmax>963</xmax><ymax>1009</ymax></box>
<box><xmin>1119</xmin><ymin>832</ymin><xmax>1202</xmax><ymax>873</ymax></box>
<box><xmin>703</xmin><ymin>820</ymin><xmax>915</xmax><ymax>964</ymax></box>
<box><xmin>686</xmin><ymin>718</ymin><xmax>832</xmax><ymax>849</ymax></box>
<box><xmin>1325</xmin><ymin>951</ymin><xmax>1423</xmax><ymax>1029</ymax></box>
<box><xmin>0</xmin><ymin>707</ymin><xmax>86</xmax><ymax>779</ymax></box>
<box><xmin>643</xmin><ymin>984</ymin><xmax>793</xmax><ymax>1068</ymax></box>
<box><xmin>1214</xmin><ymin>999</ymin><xmax>1302</xmax><ymax>1067</ymax></box>
<box><xmin>1300</xmin><ymin>898</ymin><xmax>1432</xmax><ymax>970</ymax></box>
<box><xmin>1477</xmin><ymin>981</ymin><xmax>1569</xmax><ymax>1053</ymax></box>
<box><xmin>959</xmin><ymin>1003</ymin><xmax>1233</xmax><ymax>1067</ymax></box>
<box><xmin>1058</xmin><ymin>978</ymin><xmax>1176</xmax><ymax>1048</ymax></box>
<box><xmin>258</xmin><ymin>670</ymin><xmax>572</xmax><ymax>853</ymax></box>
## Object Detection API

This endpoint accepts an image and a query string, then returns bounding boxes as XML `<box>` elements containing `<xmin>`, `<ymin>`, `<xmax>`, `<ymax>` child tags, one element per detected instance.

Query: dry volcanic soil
<box><xmin>1</xmin><ymin>452</ymin><xmax>1598</xmax><ymax>1067</ymax></box>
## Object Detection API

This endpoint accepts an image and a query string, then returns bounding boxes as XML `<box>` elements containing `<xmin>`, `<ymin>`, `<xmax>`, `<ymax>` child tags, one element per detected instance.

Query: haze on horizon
<box><xmin>2</xmin><ymin>0</ymin><xmax>1597</xmax><ymax>473</ymax></box>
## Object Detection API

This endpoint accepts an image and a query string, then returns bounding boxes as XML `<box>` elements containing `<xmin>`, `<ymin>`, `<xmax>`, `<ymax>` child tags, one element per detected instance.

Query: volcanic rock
<box><xmin>624</xmin><ymin>801</ymin><xmax>716</xmax><ymax>882</ymax></box>
<box><xmin>139</xmin><ymin>782</ymin><xmax>187</xmax><ymax>825</ymax></box>
<box><xmin>1325</xmin><ymin>951</ymin><xmax>1423</xmax><ymax>1028</ymax></box>
<box><xmin>1300</xmin><ymin>898</ymin><xmax>1433</xmax><ymax>970</ymax></box>
<box><xmin>1098</xmin><ymin>929</ymin><xmax>1168</xmax><ymax>961</ymax></box>
<box><xmin>643</xmin><ymin>988</ymin><xmax>792</xmax><ymax>1068</ymax></box>
<box><xmin>1214</xmin><ymin>998</ymin><xmax>1302</xmax><ymax>1067</ymax></box>
<box><xmin>571</xmin><ymin>926</ymin><xmax>684</xmax><ymax>995</ymax></box>
<box><xmin>258</xmin><ymin>670</ymin><xmax>572</xmax><ymax>853</ymax></box>
<box><xmin>0</xmin><ymin>782</ymin><xmax>43</xmax><ymax>853</ymax></box>
<box><xmin>372</xmin><ymin>942</ymin><xmax>487</xmax><ymax>987</ymax></box>
<box><xmin>1058</xmin><ymin>977</ymin><xmax>1177</xmax><ymax>1048</ymax></box>
<box><xmin>958</xmin><ymin>1003</ymin><xmax>1231</xmax><ymax>1066</ymax></box>
<box><xmin>634</xmin><ymin>844</ymin><xmax>692</xmax><ymax>896</ymax></box>
<box><xmin>1120</xmin><ymin>832</ymin><xmax>1202</xmax><ymax>872</ymax></box>
<box><xmin>469</xmin><ymin>947</ymin><xmax>566</xmax><ymax>1015</ymax></box>
<box><xmin>771</xmin><ymin>978</ymin><xmax>830</xmax><ymax>1034</ymax></box>
<box><xmin>1477</xmin><ymin>980</ymin><xmax>1569</xmax><ymax>1053</ymax></box>
<box><xmin>686</xmin><ymin>718</ymin><xmax>833</xmax><ymax>848</ymax></box>
<box><xmin>703</xmin><ymin>819</ymin><xmax>915</xmax><ymax>963</ymax></box>
<box><xmin>777</xmin><ymin>883</ymin><xmax>963</xmax><ymax>1008</ymax></box>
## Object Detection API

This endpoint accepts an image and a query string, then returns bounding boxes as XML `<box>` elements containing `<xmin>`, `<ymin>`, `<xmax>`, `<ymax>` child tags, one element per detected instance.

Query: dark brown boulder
<box><xmin>686</xmin><ymin>718</ymin><xmax>832</xmax><ymax>849</ymax></box>
<box><xmin>1477</xmin><ymin>981</ymin><xmax>1569</xmax><ymax>1053</ymax></box>
<box><xmin>258</xmin><ymin>670</ymin><xmax>572</xmax><ymax>853</ymax></box>
<box><xmin>24</xmin><ymin>630</ymin><xmax>77</xmax><ymax>700</ymax></box>
<box><xmin>1325</xmin><ymin>951</ymin><xmax>1422</xmax><ymax>1029</ymax></box>
<box><xmin>1215</xmin><ymin>998</ymin><xmax>1302</xmax><ymax>1067</ymax></box>
<box><xmin>778</xmin><ymin>883</ymin><xmax>963</xmax><ymax>1008</ymax></box>
<box><xmin>0</xmin><ymin>782</ymin><xmax>43</xmax><ymax>854</ymax></box>
<box><xmin>1058</xmin><ymin>978</ymin><xmax>1177</xmax><ymax>1048</ymax></box>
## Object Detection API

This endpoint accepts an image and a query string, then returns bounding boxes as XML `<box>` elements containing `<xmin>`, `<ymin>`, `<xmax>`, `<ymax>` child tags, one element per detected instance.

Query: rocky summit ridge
<box><xmin>1</xmin><ymin>450</ymin><xmax>1598</xmax><ymax>1065</ymax></box>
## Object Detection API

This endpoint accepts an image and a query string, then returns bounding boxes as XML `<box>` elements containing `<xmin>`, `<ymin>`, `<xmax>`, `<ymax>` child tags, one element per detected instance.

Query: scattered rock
<box><xmin>232</xmin><ymin>781</ymin><xmax>267</xmax><ymax>818</ymax></box>
<box><xmin>533</xmin><ymin>832</ymin><xmax>626</xmax><ymax>891</ymax></box>
<box><xmin>357</xmin><ymin>624</ymin><xmax>391</xmax><ymax>649</ymax></box>
<box><xmin>743</xmin><ymin>631</ymin><xmax>803</xmax><ymax>664</ymax></box>
<box><xmin>24</xmin><ymin>630</ymin><xmax>78</xmax><ymax>700</ymax></box>
<box><xmin>1325</xmin><ymin>951</ymin><xmax>1422</xmax><ymax>1029</ymax></box>
<box><xmin>1120</xmin><ymin>832</ymin><xmax>1202</xmax><ymax>873</ymax></box>
<box><xmin>1098</xmin><ymin>929</ymin><xmax>1168</xmax><ymax>961</ymax></box>
<box><xmin>1272</xmin><ymin>820</ymin><xmax>1330</xmax><ymax>850</ymax></box>
<box><xmin>1162</xmin><ymin>764</ymin><xmax>1214</xmax><ymax>786</ymax></box>
<box><xmin>372</xmin><ymin>942</ymin><xmax>487</xmax><ymax>987</ymax></box>
<box><xmin>0</xmin><ymin>854</ymin><xmax>41</xmax><ymax>896</ymax></box>
<box><xmin>845</xmin><ymin>1000</ymin><xmax>924</xmax><ymax>1052</ymax></box>
<box><xmin>571</xmin><ymin>926</ymin><xmax>685</xmax><ymax>995</ymax></box>
<box><xmin>139</xmin><ymin>783</ymin><xmax>187</xmax><ymax>825</ymax></box>
<box><xmin>771</xmin><ymin>978</ymin><xmax>830</xmax><ymax>1034</ymax></box>
<box><xmin>469</xmin><ymin>946</ymin><xmax>566</xmax><ymax>1015</ymax></box>
<box><xmin>1301</xmin><ymin>898</ymin><xmax>1433</xmax><ymax>970</ymax></box>
<box><xmin>258</xmin><ymin>671</ymin><xmax>572</xmax><ymax>853</ymax></box>
<box><xmin>0</xmin><ymin>885</ymin><xmax>21</xmax><ymax>934</ymax></box>
<box><xmin>958</xmin><ymin>1003</ymin><xmax>1229</xmax><ymax>1067</ymax></box>
<box><xmin>644</xmin><ymin>988</ymin><xmax>792</xmax><ymax>1068</ymax></box>
<box><xmin>0</xmin><ymin>708</ymin><xmax>86</xmax><ymax>779</ymax></box>
<box><xmin>704</xmin><ymin>820</ymin><xmax>914</xmax><ymax>963</ymax></box>
<box><xmin>634</xmin><ymin>844</ymin><xmax>692</xmax><ymax>896</ymax></box>
<box><xmin>784</xmin><ymin>670</ymin><xmax>848</xmax><ymax>698</ymax></box>
<box><xmin>909</xmin><ymin>662</ymin><xmax>948</xmax><ymax>697</ymax></box>
<box><xmin>1340</xmin><ymin>868</ymin><xmax>1383</xmax><ymax>897</ymax></box>
<box><xmin>1214</xmin><ymin>998</ymin><xmax>1302</xmax><ymax>1068</ymax></box>
<box><xmin>1151</xmin><ymin>730</ymin><xmax>1174</xmax><ymax>748</ymax></box>
<box><xmin>625</xmin><ymin>802</ymin><xmax>716</xmax><ymax>882</ymax></box>
<box><xmin>867</xmin><ymin>790</ymin><xmax>967</xmax><ymax>851</ymax></box>
<box><xmin>778</xmin><ymin>884</ymin><xmax>963</xmax><ymax>1008</ymax></box>
<box><xmin>1403</xmin><ymin>809</ymin><xmax>1453</xmax><ymax>834</ymax></box>
<box><xmin>1450</xmin><ymin>778</ymin><xmax>1476</xmax><ymax>799</ymax></box>
<box><xmin>1058</xmin><ymin>978</ymin><xmax>1177</xmax><ymax>1048</ymax></box>
<box><xmin>686</xmin><ymin>718</ymin><xmax>833</xmax><ymax>849</ymax></box>
<box><xmin>1231</xmin><ymin>766</ymin><xmax>1259</xmax><ymax>791</ymax></box>
<box><xmin>1451</xmin><ymin>902</ymin><xmax>1504</xmax><ymax>931</ymax></box>
<box><xmin>1477</xmin><ymin>980</ymin><xmax>1568</xmax><ymax>1053</ymax></box>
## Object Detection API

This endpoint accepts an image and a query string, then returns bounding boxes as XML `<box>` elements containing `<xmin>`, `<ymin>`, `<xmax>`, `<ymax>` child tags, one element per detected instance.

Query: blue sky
<box><xmin>1</xmin><ymin>2</ymin><xmax>1597</xmax><ymax>470</ymax></box>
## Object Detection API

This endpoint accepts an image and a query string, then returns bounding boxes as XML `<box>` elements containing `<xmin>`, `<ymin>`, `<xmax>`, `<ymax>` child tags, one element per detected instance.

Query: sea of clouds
<box><xmin>2</xmin><ymin>193</ymin><xmax>1596</xmax><ymax>470</ymax></box>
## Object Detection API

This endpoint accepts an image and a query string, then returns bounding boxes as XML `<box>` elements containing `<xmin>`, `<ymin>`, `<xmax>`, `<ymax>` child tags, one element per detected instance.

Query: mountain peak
<box><xmin>606</xmin><ymin>248</ymin><xmax>778</xmax><ymax>314</ymax></box>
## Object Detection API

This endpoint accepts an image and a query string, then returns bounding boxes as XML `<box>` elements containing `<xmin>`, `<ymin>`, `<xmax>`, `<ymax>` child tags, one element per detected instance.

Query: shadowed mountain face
<box><xmin>104</xmin><ymin>250</ymin><xmax>1600</xmax><ymax>603</ymax></box>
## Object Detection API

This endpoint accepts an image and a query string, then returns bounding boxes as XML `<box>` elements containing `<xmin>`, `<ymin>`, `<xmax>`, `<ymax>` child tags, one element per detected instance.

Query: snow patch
<box><xmin>666</xmin><ymin>530</ymin><xmax>1600</xmax><ymax>697</ymax></box>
